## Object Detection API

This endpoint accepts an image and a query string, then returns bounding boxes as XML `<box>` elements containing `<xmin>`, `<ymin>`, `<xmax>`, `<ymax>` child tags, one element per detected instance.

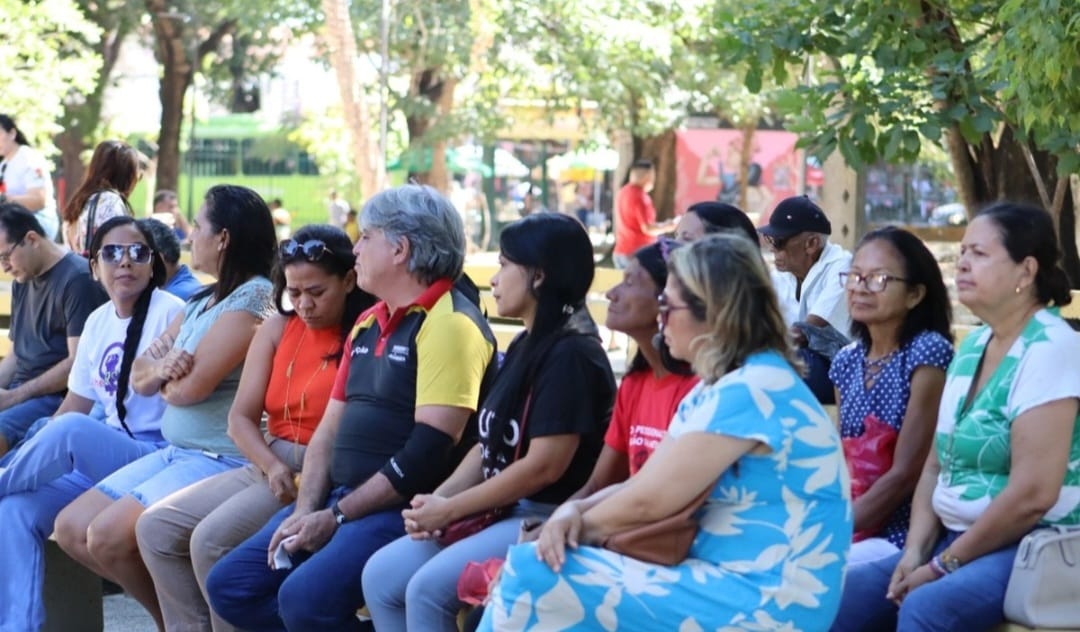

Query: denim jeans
<box><xmin>0</xmin><ymin>414</ymin><xmax>161</xmax><ymax>631</ymax></box>
<box><xmin>0</xmin><ymin>390</ymin><xmax>64</xmax><ymax>460</ymax></box>
<box><xmin>362</xmin><ymin>500</ymin><xmax>556</xmax><ymax>632</ymax></box>
<box><xmin>206</xmin><ymin>487</ymin><xmax>406</xmax><ymax>632</ymax></box>
<box><xmin>96</xmin><ymin>444</ymin><xmax>245</xmax><ymax>507</ymax></box>
<box><xmin>799</xmin><ymin>347</ymin><xmax>836</xmax><ymax>405</ymax></box>
<box><xmin>830</xmin><ymin>529</ymin><xmax>1021</xmax><ymax>632</ymax></box>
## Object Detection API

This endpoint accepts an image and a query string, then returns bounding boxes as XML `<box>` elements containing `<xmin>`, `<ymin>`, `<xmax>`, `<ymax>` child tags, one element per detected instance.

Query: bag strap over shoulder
<box><xmin>83</xmin><ymin>189</ymin><xmax>134</xmax><ymax>255</ymax></box>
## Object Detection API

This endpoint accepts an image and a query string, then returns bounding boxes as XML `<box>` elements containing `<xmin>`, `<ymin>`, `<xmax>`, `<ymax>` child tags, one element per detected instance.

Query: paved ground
<box><xmin>104</xmin><ymin>594</ymin><xmax>154</xmax><ymax>631</ymax></box>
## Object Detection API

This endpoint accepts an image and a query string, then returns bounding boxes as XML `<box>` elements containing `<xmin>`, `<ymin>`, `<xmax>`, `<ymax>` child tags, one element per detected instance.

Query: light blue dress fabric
<box><xmin>478</xmin><ymin>350</ymin><xmax>853</xmax><ymax>632</ymax></box>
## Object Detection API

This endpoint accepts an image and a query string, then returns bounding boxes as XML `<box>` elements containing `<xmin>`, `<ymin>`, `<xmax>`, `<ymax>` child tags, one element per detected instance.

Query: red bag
<box><xmin>842</xmin><ymin>413</ymin><xmax>898</xmax><ymax>541</ymax></box>
<box><xmin>457</xmin><ymin>558</ymin><xmax>505</xmax><ymax>606</ymax></box>
<box><xmin>437</xmin><ymin>393</ymin><xmax>533</xmax><ymax>547</ymax></box>
<box><xmin>436</xmin><ymin>506</ymin><xmax>511</xmax><ymax>546</ymax></box>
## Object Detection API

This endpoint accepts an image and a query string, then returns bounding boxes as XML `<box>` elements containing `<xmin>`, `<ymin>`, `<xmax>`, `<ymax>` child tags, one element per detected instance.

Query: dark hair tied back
<box><xmin>977</xmin><ymin>202</ymin><xmax>1072</xmax><ymax>307</ymax></box>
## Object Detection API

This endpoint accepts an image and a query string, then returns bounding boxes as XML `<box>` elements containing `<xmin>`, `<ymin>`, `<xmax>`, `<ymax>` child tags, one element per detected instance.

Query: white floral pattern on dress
<box><xmin>478</xmin><ymin>351</ymin><xmax>852</xmax><ymax>632</ymax></box>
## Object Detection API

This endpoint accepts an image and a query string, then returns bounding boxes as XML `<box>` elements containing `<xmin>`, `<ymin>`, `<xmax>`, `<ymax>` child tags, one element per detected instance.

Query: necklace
<box><xmin>862</xmin><ymin>348</ymin><xmax>897</xmax><ymax>389</ymax></box>
<box><xmin>281</xmin><ymin>326</ymin><xmax>338</xmax><ymax>463</ymax></box>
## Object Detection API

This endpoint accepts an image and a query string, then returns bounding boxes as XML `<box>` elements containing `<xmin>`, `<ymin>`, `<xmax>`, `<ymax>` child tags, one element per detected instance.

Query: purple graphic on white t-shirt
<box><xmin>98</xmin><ymin>342</ymin><xmax>124</xmax><ymax>396</ymax></box>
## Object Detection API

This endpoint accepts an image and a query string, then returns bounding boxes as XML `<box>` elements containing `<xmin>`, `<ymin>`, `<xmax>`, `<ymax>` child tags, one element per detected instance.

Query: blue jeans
<box><xmin>95</xmin><ymin>444</ymin><xmax>244</xmax><ymax>507</ymax></box>
<box><xmin>0</xmin><ymin>412</ymin><xmax>163</xmax><ymax>497</ymax></box>
<box><xmin>0</xmin><ymin>390</ymin><xmax>63</xmax><ymax>457</ymax></box>
<box><xmin>0</xmin><ymin>414</ymin><xmax>161</xmax><ymax>631</ymax></box>
<box><xmin>362</xmin><ymin>500</ymin><xmax>555</xmax><ymax>632</ymax></box>
<box><xmin>799</xmin><ymin>347</ymin><xmax>835</xmax><ymax>404</ymax></box>
<box><xmin>206</xmin><ymin>488</ymin><xmax>406</xmax><ymax>632</ymax></box>
<box><xmin>830</xmin><ymin>530</ymin><xmax>1020</xmax><ymax>632</ymax></box>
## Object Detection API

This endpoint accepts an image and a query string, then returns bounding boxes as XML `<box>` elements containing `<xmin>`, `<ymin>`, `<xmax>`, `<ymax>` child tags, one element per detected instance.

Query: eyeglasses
<box><xmin>657</xmin><ymin>293</ymin><xmax>692</xmax><ymax>326</ymax></box>
<box><xmin>280</xmin><ymin>239</ymin><xmax>328</xmax><ymax>262</ymax></box>
<box><xmin>839</xmin><ymin>271</ymin><xmax>909</xmax><ymax>293</ymax></box>
<box><xmin>99</xmin><ymin>243</ymin><xmax>153</xmax><ymax>265</ymax></box>
<box><xmin>0</xmin><ymin>237</ymin><xmax>25</xmax><ymax>264</ymax></box>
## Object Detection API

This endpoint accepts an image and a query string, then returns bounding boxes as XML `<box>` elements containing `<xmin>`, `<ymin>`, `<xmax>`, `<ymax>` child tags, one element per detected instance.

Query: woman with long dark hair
<box><xmin>830</xmin><ymin>227</ymin><xmax>953</xmax><ymax>566</ymax></box>
<box><xmin>61</xmin><ymin>140</ymin><xmax>140</xmax><ymax>253</ymax></box>
<box><xmin>53</xmin><ymin>185</ymin><xmax>277</xmax><ymax>630</ymax></box>
<box><xmin>0</xmin><ymin>216</ymin><xmax>184</xmax><ymax>630</ymax></box>
<box><xmin>136</xmin><ymin>225</ymin><xmax>375</xmax><ymax>632</ymax></box>
<box><xmin>362</xmin><ymin>212</ymin><xmax>616</xmax><ymax>632</ymax></box>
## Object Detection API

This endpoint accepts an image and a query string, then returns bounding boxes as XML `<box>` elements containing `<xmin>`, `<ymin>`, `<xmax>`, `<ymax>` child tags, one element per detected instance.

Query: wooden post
<box><xmin>818</xmin><ymin>152</ymin><xmax>866</xmax><ymax>251</ymax></box>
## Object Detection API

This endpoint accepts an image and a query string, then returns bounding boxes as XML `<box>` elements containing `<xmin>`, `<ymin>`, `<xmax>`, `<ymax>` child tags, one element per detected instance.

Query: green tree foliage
<box><xmin>711</xmin><ymin>0</ymin><xmax>1080</xmax><ymax>277</ymax></box>
<box><xmin>1</xmin><ymin>0</ymin><xmax>100</xmax><ymax>148</ymax></box>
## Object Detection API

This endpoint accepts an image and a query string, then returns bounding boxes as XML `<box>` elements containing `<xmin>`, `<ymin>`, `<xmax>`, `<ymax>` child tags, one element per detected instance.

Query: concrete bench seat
<box><xmin>44</xmin><ymin>535</ymin><xmax>103</xmax><ymax>632</ymax></box>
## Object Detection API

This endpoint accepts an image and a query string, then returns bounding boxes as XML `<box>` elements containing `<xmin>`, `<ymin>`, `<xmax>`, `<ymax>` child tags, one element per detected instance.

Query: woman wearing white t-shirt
<box><xmin>0</xmin><ymin>114</ymin><xmax>60</xmax><ymax>240</ymax></box>
<box><xmin>0</xmin><ymin>215</ymin><xmax>184</xmax><ymax>631</ymax></box>
<box><xmin>61</xmin><ymin>140</ymin><xmax>139</xmax><ymax>254</ymax></box>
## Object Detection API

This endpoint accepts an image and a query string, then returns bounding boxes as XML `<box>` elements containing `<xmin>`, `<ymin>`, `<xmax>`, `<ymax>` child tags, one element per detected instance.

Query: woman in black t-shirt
<box><xmin>361</xmin><ymin>212</ymin><xmax>616</xmax><ymax>632</ymax></box>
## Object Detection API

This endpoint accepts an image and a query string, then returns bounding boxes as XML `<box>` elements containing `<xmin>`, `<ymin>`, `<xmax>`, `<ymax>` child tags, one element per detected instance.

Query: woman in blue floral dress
<box><xmin>477</xmin><ymin>233</ymin><xmax>853</xmax><ymax>631</ymax></box>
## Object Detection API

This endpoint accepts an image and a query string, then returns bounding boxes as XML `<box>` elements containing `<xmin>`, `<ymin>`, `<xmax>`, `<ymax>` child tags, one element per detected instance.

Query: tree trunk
<box><xmin>637</xmin><ymin>129</ymin><xmax>676</xmax><ymax>220</ymax></box>
<box><xmin>945</xmin><ymin>125</ymin><xmax>1080</xmax><ymax>284</ymax></box>
<box><xmin>405</xmin><ymin>68</ymin><xmax>456</xmax><ymax>193</ymax></box>
<box><xmin>322</xmin><ymin>0</ymin><xmax>384</xmax><ymax>200</ymax></box>
<box><xmin>55</xmin><ymin>10</ymin><xmax>131</xmax><ymax>209</ymax></box>
<box><xmin>147</xmin><ymin>0</ymin><xmax>235</xmax><ymax>196</ymax></box>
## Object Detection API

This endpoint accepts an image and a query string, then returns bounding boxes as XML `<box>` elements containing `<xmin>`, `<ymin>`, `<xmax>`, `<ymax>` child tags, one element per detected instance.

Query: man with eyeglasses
<box><xmin>759</xmin><ymin>195</ymin><xmax>852</xmax><ymax>403</ymax></box>
<box><xmin>0</xmin><ymin>204</ymin><xmax>107</xmax><ymax>463</ymax></box>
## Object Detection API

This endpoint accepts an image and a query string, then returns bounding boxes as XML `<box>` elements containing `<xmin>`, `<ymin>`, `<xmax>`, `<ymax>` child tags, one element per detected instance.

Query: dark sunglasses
<box><xmin>280</xmin><ymin>239</ymin><xmax>328</xmax><ymax>262</ymax></box>
<box><xmin>99</xmin><ymin>243</ymin><xmax>153</xmax><ymax>265</ymax></box>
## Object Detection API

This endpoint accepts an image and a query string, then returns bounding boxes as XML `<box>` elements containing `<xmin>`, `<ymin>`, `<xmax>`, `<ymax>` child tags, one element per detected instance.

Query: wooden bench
<box><xmin>463</xmin><ymin>256</ymin><xmax>624</xmax><ymax>355</ymax></box>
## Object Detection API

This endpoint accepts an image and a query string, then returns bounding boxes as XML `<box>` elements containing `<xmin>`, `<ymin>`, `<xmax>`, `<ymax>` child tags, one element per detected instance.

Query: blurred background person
<box><xmin>0</xmin><ymin>115</ymin><xmax>59</xmax><ymax>241</ymax></box>
<box><xmin>61</xmin><ymin>140</ymin><xmax>139</xmax><ymax>254</ymax></box>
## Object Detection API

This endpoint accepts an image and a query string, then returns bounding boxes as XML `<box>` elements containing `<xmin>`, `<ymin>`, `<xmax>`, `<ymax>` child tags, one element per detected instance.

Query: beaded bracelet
<box><xmin>928</xmin><ymin>554</ymin><xmax>948</xmax><ymax>578</ymax></box>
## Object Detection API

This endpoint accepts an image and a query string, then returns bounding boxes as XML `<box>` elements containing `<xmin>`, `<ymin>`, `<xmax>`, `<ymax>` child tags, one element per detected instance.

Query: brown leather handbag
<box><xmin>600</xmin><ymin>487</ymin><xmax>711</xmax><ymax>566</ymax></box>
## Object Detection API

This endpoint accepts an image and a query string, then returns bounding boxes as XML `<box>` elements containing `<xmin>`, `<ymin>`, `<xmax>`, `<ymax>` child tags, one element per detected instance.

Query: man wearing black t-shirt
<box><xmin>207</xmin><ymin>185</ymin><xmax>497</xmax><ymax>631</ymax></box>
<box><xmin>0</xmin><ymin>204</ymin><xmax>106</xmax><ymax>463</ymax></box>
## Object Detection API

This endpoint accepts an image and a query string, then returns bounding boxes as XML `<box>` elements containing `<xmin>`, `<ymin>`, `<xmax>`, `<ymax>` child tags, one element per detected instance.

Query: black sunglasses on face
<box><xmin>99</xmin><ymin>243</ymin><xmax>153</xmax><ymax>265</ymax></box>
<box><xmin>280</xmin><ymin>239</ymin><xmax>328</xmax><ymax>262</ymax></box>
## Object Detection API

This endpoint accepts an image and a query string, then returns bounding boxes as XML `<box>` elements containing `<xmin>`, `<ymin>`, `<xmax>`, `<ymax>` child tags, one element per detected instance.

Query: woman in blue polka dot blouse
<box><xmin>830</xmin><ymin>226</ymin><xmax>954</xmax><ymax>567</ymax></box>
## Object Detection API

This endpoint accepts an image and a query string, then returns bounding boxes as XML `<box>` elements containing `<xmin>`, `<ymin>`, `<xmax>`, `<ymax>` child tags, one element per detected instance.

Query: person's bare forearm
<box><xmin>11</xmin><ymin>356</ymin><xmax>73</xmax><ymax>403</ymax></box>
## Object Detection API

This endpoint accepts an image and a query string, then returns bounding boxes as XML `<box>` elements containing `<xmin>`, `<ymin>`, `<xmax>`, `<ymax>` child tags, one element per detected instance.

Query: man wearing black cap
<box><xmin>759</xmin><ymin>195</ymin><xmax>852</xmax><ymax>403</ymax></box>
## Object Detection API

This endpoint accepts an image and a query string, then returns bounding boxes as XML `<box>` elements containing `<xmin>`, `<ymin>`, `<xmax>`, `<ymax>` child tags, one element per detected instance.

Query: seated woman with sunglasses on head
<box><xmin>0</xmin><ymin>216</ymin><xmax>185</xmax><ymax>631</ymax></box>
<box><xmin>134</xmin><ymin>226</ymin><xmax>375</xmax><ymax>632</ymax></box>
<box><xmin>52</xmin><ymin>185</ymin><xmax>278</xmax><ymax>630</ymax></box>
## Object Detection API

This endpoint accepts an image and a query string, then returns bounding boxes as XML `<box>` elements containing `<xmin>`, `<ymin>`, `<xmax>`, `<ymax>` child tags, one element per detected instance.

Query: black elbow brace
<box><xmin>380</xmin><ymin>423</ymin><xmax>455</xmax><ymax>497</ymax></box>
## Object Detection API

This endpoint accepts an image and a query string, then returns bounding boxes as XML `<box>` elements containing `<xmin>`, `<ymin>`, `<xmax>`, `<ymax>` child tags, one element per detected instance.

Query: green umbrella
<box><xmin>387</xmin><ymin>147</ymin><xmax>493</xmax><ymax>177</ymax></box>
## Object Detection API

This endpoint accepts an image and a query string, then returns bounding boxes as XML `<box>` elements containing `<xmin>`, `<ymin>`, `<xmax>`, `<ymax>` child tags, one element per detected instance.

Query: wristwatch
<box><xmin>330</xmin><ymin>501</ymin><xmax>348</xmax><ymax>526</ymax></box>
<box><xmin>939</xmin><ymin>548</ymin><xmax>962</xmax><ymax>573</ymax></box>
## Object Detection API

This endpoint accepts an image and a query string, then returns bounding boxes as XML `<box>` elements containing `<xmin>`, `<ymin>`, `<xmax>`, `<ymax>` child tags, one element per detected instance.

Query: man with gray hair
<box><xmin>760</xmin><ymin>195</ymin><xmax>852</xmax><ymax>403</ymax></box>
<box><xmin>207</xmin><ymin>184</ymin><xmax>498</xmax><ymax>631</ymax></box>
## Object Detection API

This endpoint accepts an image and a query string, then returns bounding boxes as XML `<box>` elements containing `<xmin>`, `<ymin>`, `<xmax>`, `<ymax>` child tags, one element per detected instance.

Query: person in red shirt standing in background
<box><xmin>613</xmin><ymin>160</ymin><xmax>674</xmax><ymax>269</ymax></box>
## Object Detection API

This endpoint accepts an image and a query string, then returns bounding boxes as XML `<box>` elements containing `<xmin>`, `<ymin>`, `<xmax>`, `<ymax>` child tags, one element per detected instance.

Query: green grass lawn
<box><xmin>127</xmin><ymin>174</ymin><xmax>363</xmax><ymax>228</ymax></box>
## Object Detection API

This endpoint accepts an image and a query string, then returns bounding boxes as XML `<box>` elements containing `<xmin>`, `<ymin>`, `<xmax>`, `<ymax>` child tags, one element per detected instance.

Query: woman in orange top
<box><xmin>134</xmin><ymin>225</ymin><xmax>375</xmax><ymax>632</ymax></box>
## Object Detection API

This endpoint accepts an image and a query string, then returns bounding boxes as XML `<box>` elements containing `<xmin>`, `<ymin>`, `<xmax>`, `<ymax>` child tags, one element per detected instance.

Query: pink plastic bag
<box><xmin>457</xmin><ymin>558</ymin><xmax>504</xmax><ymax>606</ymax></box>
<box><xmin>842</xmin><ymin>413</ymin><xmax>898</xmax><ymax>541</ymax></box>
